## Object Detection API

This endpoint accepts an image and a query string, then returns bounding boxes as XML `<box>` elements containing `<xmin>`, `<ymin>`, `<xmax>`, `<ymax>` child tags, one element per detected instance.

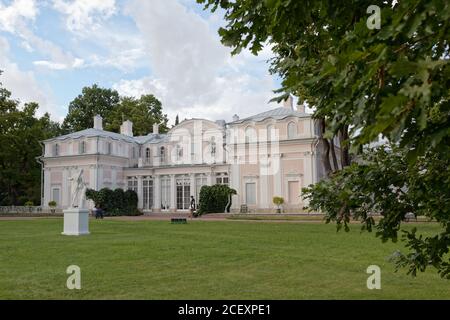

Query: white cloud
<box><xmin>120</xmin><ymin>0</ymin><xmax>278</xmax><ymax>122</ymax></box>
<box><xmin>0</xmin><ymin>0</ymin><xmax>38</xmax><ymax>32</ymax></box>
<box><xmin>0</xmin><ymin>0</ymin><xmax>85</xmax><ymax>71</ymax></box>
<box><xmin>0</xmin><ymin>37</ymin><xmax>61</xmax><ymax>119</ymax></box>
<box><xmin>52</xmin><ymin>0</ymin><xmax>117</xmax><ymax>33</ymax></box>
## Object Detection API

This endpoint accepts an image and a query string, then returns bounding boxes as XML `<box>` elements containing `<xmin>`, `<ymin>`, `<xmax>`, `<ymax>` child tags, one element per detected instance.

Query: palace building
<box><xmin>39</xmin><ymin>97</ymin><xmax>327</xmax><ymax>213</ymax></box>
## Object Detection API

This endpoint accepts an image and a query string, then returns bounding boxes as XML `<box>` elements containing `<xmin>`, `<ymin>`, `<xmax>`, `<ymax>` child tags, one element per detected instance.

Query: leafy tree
<box><xmin>62</xmin><ymin>84</ymin><xmax>120</xmax><ymax>133</ymax></box>
<box><xmin>0</xmin><ymin>75</ymin><xmax>61</xmax><ymax>205</ymax></box>
<box><xmin>105</xmin><ymin>94</ymin><xmax>169</xmax><ymax>135</ymax></box>
<box><xmin>198</xmin><ymin>0</ymin><xmax>450</xmax><ymax>277</ymax></box>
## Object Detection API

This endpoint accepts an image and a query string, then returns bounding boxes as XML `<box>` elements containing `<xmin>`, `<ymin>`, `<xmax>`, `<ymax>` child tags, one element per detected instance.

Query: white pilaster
<box><xmin>44</xmin><ymin>168</ymin><xmax>51</xmax><ymax>207</ymax></box>
<box><xmin>274</xmin><ymin>154</ymin><xmax>282</xmax><ymax>197</ymax></box>
<box><xmin>154</xmin><ymin>174</ymin><xmax>161</xmax><ymax>210</ymax></box>
<box><xmin>137</xmin><ymin>175</ymin><xmax>143</xmax><ymax>209</ymax></box>
<box><xmin>170</xmin><ymin>174</ymin><xmax>176</xmax><ymax>210</ymax></box>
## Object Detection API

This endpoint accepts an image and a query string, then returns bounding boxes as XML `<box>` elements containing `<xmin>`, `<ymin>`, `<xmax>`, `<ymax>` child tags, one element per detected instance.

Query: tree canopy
<box><xmin>62</xmin><ymin>84</ymin><xmax>120</xmax><ymax>133</ymax></box>
<box><xmin>62</xmin><ymin>84</ymin><xmax>169</xmax><ymax>135</ymax></box>
<box><xmin>0</xmin><ymin>77</ymin><xmax>61</xmax><ymax>205</ymax></box>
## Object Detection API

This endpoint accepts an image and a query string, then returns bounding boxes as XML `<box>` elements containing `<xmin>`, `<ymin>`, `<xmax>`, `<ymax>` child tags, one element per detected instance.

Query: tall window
<box><xmin>210</xmin><ymin>137</ymin><xmax>216</xmax><ymax>158</ymax></box>
<box><xmin>176</xmin><ymin>145</ymin><xmax>183</xmax><ymax>161</ymax></box>
<box><xmin>142</xmin><ymin>176</ymin><xmax>153</xmax><ymax>210</ymax></box>
<box><xmin>79</xmin><ymin>141</ymin><xmax>86</xmax><ymax>154</ymax></box>
<box><xmin>127</xmin><ymin>176</ymin><xmax>138</xmax><ymax>193</ymax></box>
<box><xmin>160</xmin><ymin>146</ymin><xmax>165</xmax><ymax>164</ymax></box>
<box><xmin>53</xmin><ymin>144</ymin><xmax>59</xmax><ymax>156</ymax></box>
<box><xmin>176</xmin><ymin>176</ymin><xmax>190</xmax><ymax>210</ymax></box>
<box><xmin>287</xmin><ymin>122</ymin><xmax>297</xmax><ymax>139</ymax></box>
<box><xmin>145</xmin><ymin>147</ymin><xmax>151</xmax><ymax>163</ymax></box>
<box><xmin>160</xmin><ymin>176</ymin><xmax>171</xmax><ymax>210</ymax></box>
<box><xmin>106</xmin><ymin>142</ymin><xmax>112</xmax><ymax>155</ymax></box>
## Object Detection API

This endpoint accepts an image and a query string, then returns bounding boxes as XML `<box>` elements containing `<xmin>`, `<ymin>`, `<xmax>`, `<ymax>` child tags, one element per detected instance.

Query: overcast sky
<box><xmin>0</xmin><ymin>0</ymin><xmax>284</xmax><ymax>124</ymax></box>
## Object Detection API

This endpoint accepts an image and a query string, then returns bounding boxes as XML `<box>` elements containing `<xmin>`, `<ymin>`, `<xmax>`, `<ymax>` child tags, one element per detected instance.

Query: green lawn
<box><xmin>0</xmin><ymin>218</ymin><xmax>448</xmax><ymax>299</ymax></box>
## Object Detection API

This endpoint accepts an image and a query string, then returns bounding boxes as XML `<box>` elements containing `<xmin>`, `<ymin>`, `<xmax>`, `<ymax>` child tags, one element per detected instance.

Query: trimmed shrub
<box><xmin>24</xmin><ymin>201</ymin><xmax>34</xmax><ymax>206</ymax></box>
<box><xmin>197</xmin><ymin>184</ymin><xmax>236</xmax><ymax>216</ymax></box>
<box><xmin>48</xmin><ymin>200</ymin><xmax>57</xmax><ymax>207</ymax></box>
<box><xmin>85</xmin><ymin>188</ymin><xmax>141</xmax><ymax>216</ymax></box>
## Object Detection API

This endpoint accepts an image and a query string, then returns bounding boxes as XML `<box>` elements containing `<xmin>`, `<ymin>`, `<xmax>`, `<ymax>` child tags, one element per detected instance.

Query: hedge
<box><xmin>197</xmin><ymin>184</ymin><xmax>236</xmax><ymax>216</ymax></box>
<box><xmin>85</xmin><ymin>188</ymin><xmax>141</xmax><ymax>216</ymax></box>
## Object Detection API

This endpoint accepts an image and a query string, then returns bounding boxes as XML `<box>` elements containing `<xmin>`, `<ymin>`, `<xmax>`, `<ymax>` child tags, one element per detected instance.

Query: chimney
<box><xmin>93</xmin><ymin>115</ymin><xmax>103</xmax><ymax>130</ymax></box>
<box><xmin>153</xmin><ymin>123</ymin><xmax>159</xmax><ymax>134</ymax></box>
<box><xmin>296</xmin><ymin>101</ymin><xmax>306</xmax><ymax>113</ymax></box>
<box><xmin>232</xmin><ymin>114</ymin><xmax>239</xmax><ymax>122</ymax></box>
<box><xmin>120</xmin><ymin>120</ymin><xmax>133</xmax><ymax>137</ymax></box>
<box><xmin>283</xmin><ymin>95</ymin><xmax>293</xmax><ymax>109</ymax></box>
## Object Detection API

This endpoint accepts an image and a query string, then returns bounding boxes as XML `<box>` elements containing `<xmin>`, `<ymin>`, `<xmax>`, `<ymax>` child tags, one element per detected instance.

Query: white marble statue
<box><xmin>69</xmin><ymin>169</ymin><xmax>87</xmax><ymax>208</ymax></box>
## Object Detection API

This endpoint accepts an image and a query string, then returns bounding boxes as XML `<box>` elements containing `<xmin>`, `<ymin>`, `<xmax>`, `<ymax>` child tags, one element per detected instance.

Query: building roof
<box><xmin>43</xmin><ymin>128</ymin><xmax>169</xmax><ymax>144</ymax></box>
<box><xmin>228</xmin><ymin>107</ymin><xmax>310</xmax><ymax>124</ymax></box>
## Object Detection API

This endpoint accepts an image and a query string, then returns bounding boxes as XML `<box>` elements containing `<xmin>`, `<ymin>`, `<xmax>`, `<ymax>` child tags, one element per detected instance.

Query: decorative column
<box><xmin>137</xmin><ymin>176</ymin><xmax>143</xmax><ymax>209</ymax></box>
<box><xmin>154</xmin><ymin>174</ymin><xmax>161</xmax><ymax>212</ymax></box>
<box><xmin>170</xmin><ymin>174</ymin><xmax>176</xmax><ymax>211</ymax></box>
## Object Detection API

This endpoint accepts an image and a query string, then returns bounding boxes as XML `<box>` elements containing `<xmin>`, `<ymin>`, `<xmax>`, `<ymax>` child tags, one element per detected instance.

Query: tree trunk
<box><xmin>318</xmin><ymin>118</ymin><xmax>332</xmax><ymax>176</ymax></box>
<box><xmin>339</xmin><ymin>125</ymin><xmax>351</xmax><ymax>168</ymax></box>
<box><xmin>329</xmin><ymin>137</ymin><xmax>339</xmax><ymax>172</ymax></box>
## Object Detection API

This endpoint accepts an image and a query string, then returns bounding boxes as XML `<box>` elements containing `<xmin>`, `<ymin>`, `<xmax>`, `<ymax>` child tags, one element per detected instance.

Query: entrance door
<box><xmin>245</xmin><ymin>182</ymin><xmax>256</xmax><ymax>205</ymax></box>
<box><xmin>288</xmin><ymin>181</ymin><xmax>300</xmax><ymax>204</ymax></box>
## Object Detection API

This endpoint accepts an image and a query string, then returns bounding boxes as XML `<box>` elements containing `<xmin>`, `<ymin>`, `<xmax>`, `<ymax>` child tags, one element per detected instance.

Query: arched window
<box><xmin>267</xmin><ymin>125</ymin><xmax>274</xmax><ymax>141</ymax></box>
<box><xmin>106</xmin><ymin>142</ymin><xmax>112</xmax><ymax>155</ymax></box>
<box><xmin>245</xmin><ymin>126</ymin><xmax>256</xmax><ymax>144</ymax></box>
<box><xmin>145</xmin><ymin>147</ymin><xmax>151</xmax><ymax>161</ymax></box>
<box><xmin>287</xmin><ymin>122</ymin><xmax>297</xmax><ymax>139</ymax></box>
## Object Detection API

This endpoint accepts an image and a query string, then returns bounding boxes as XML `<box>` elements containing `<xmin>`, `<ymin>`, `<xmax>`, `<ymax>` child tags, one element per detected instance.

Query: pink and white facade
<box><xmin>40</xmin><ymin>98</ymin><xmax>326</xmax><ymax>213</ymax></box>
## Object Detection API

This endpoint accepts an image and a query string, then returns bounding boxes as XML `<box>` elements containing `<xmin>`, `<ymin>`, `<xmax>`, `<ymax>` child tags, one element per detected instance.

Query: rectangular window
<box><xmin>245</xmin><ymin>182</ymin><xmax>256</xmax><ymax>205</ymax></box>
<box><xmin>127</xmin><ymin>177</ymin><xmax>138</xmax><ymax>193</ymax></box>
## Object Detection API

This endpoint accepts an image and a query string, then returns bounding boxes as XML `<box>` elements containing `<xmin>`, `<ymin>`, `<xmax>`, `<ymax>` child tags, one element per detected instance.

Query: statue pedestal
<box><xmin>62</xmin><ymin>208</ymin><xmax>90</xmax><ymax>236</ymax></box>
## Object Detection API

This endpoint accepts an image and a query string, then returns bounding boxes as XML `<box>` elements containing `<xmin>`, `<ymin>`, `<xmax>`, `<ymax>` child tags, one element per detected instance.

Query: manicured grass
<box><xmin>0</xmin><ymin>218</ymin><xmax>448</xmax><ymax>299</ymax></box>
